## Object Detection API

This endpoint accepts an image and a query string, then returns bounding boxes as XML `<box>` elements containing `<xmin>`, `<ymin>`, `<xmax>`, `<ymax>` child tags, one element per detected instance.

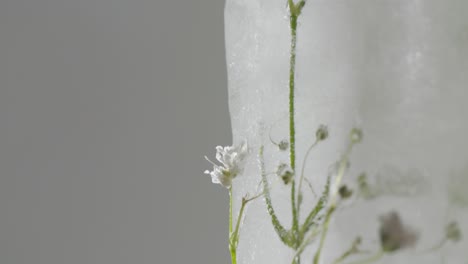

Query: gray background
<box><xmin>0</xmin><ymin>0</ymin><xmax>230</xmax><ymax>263</ymax></box>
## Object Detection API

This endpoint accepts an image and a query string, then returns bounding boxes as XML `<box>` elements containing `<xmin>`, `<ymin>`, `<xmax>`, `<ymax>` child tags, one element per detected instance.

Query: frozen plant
<box><xmin>205</xmin><ymin>0</ymin><xmax>465</xmax><ymax>263</ymax></box>
<box><xmin>205</xmin><ymin>142</ymin><xmax>261</xmax><ymax>264</ymax></box>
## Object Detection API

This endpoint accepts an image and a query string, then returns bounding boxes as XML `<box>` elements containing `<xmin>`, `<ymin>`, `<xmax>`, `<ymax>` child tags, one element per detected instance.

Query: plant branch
<box><xmin>300</xmin><ymin>175</ymin><xmax>330</xmax><ymax>238</ymax></box>
<box><xmin>229</xmin><ymin>187</ymin><xmax>236</xmax><ymax>264</ymax></box>
<box><xmin>289</xmin><ymin>11</ymin><xmax>299</xmax><ymax>245</ymax></box>
<box><xmin>297</xmin><ymin>140</ymin><xmax>319</xmax><ymax>214</ymax></box>
<box><xmin>260</xmin><ymin>146</ymin><xmax>294</xmax><ymax>247</ymax></box>
<box><xmin>313</xmin><ymin>142</ymin><xmax>355</xmax><ymax>264</ymax></box>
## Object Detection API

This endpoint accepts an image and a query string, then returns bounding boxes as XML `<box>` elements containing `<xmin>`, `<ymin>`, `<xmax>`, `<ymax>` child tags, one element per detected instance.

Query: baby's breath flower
<box><xmin>204</xmin><ymin>142</ymin><xmax>248</xmax><ymax>188</ymax></box>
<box><xmin>379</xmin><ymin>211</ymin><xmax>418</xmax><ymax>252</ymax></box>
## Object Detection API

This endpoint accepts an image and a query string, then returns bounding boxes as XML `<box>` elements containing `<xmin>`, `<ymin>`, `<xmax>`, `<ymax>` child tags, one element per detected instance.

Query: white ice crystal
<box><xmin>205</xmin><ymin>142</ymin><xmax>248</xmax><ymax>188</ymax></box>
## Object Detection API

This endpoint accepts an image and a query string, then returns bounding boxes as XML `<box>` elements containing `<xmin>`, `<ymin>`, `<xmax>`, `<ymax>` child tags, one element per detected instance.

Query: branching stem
<box><xmin>289</xmin><ymin>10</ymin><xmax>299</xmax><ymax>246</ymax></box>
<box><xmin>229</xmin><ymin>188</ymin><xmax>262</xmax><ymax>264</ymax></box>
<box><xmin>313</xmin><ymin>143</ymin><xmax>355</xmax><ymax>264</ymax></box>
<box><xmin>297</xmin><ymin>140</ymin><xmax>319</xmax><ymax>214</ymax></box>
<box><xmin>288</xmin><ymin>0</ymin><xmax>307</xmax><ymax>250</ymax></box>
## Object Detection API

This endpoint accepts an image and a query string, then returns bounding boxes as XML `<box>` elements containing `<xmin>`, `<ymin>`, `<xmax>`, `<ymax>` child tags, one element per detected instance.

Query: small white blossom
<box><xmin>204</xmin><ymin>142</ymin><xmax>248</xmax><ymax>188</ymax></box>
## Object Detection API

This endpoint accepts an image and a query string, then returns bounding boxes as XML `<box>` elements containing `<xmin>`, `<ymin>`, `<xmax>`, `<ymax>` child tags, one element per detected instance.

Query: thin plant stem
<box><xmin>229</xmin><ymin>187</ymin><xmax>236</xmax><ymax>264</ymax></box>
<box><xmin>332</xmin><ymin>240</ymin><xmax>367</xmax><ymax>264</ymax></box>
<box><xmin>288</xmin><ymin>5</ymin><xmax>308</xmax><ymax>261</ymax></box>
<box><xmin>260</xmin><ymin>146</ymin><xmax>293</xmax><ymax>247</ymax></box>
<box><xmin>297</xmin><ymin>140</ymin><xmax>319</xmax><ymax>214</ymax></box>
<box><xmin>421</xmin><ymin>238</ymin><xmax>447</xmax><ymax>254</ymax></box>
<box><xmin>291</xmin><ymin>226</ymin><xmax>321</xmax><ymax>264</ymax></box>
<box><xmin>333</xmin><ymin>251</ymin><xmax>353</xmax><ymax>264</ymax></box>
<box><xmin>345</xmin><ymin>250</ymin><xmax>384</xmax><ymax>264</ymax></box>
<box><xmin>287</xmin><ymin>1</ymin><xmax>307</xmax><ymax>248</ymax></box>
<box><xmin>313</xmin><ymin>143</ymin><xmax>354</xmax><ymax>264</ymax></box>
<box><xmin>230</xmin><ymin>246</ymin><xmax>237</xmax><ymax>264</ymax></box>
<box><xmin>298</xmin><ymin>140</ymin><xmax>319</xmax><ymax>198</ymax></box>
<box><xmin>229</xmin><ymin>187</ymin><xmax>233</xmax><ymax>235</ymax></box>
<box><xmin>232</xmin><ymin>200</ymin><xmax>247</xmax><ymax>245</ymax></box>
<box><xmin>288</xmin><ymin>4</ymin><xmax>298</xmax><ymax>174</ymax></box>
<box><xmin>313</xmin><ymin>205</ymin><xmax>335</xmax><ymax>264</ymax></box>
<box><xmin>289</xmin><ymin>10</ymin><xmax>299</xmax><ymax>246</ymax></box>
<box><xmin>229</xmin><ymin>190</ymin><xmax>262</xmax><ymax>264</ymax></box>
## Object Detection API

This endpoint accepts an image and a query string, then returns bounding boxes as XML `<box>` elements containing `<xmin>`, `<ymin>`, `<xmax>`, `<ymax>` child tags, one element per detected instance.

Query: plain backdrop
<box><xmin>0</xmin><ymin>0</ymin><xmax>230</xmax><ymax>263</ymax></box>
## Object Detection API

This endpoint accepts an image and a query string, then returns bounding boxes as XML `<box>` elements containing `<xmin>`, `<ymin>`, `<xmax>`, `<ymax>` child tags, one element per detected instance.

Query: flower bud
<box><xmin>277</xmin><ymin>163</ymin><xmax>294</xmax><ymax>185</ymax></box>
<box><xmin>339</xmin><ymin>185</ymin><xmax>353</xmax><ymax>199</ymax></box>
<box><xmin>278</xmin><ymin>140</ymin><xmax>289</xmax><ymax>151</ymax></box>
<box><xmin>316</xmin><ymin>125</ymin><xmax>329</xmax><ymax>141</ymax></box>
<box><xmin>350</xmin><ymin>128</ymin><xmax>363</xmax><ymax>144</ymax></box>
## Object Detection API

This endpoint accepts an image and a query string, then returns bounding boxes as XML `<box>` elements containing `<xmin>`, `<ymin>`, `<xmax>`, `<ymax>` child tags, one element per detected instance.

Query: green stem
<box><xmin>288</xmin><ymin>1</ymin><xmax>307</xmax><ymax>247</ymax></box>
<box><xmin>313</xmin><ymin>205</ymin><xmax>335</xmax><ymax>264</ymax></box>
<box><xmin>297</xmin><ymin>140</ymin><xmax>319</xmax><ymax>213</ymax></box>
<box><xmin>332</xmin><ymin>239</ymin><xmax>364</xmax><ymax>264</ymax></box>
<box><xmin>289</xmin><ymin>5</ymin><xmax>299</xmax><ymax>249</ymax></box>
<box><xmin>344</xmin><ymin>250</ymin><xmax>384</xmax><ymax>264</ymax></box>
<box><xmin>230</xmin><ymin>248</ymin><xmax>237</xmax><ymax>264</ymax></box>
<box><xmin>333</xmin><ymin>251</ymin><xmax>352</xmax><ymax>264</ymax></box>
<box><xmin>229</xmin><ymin>191</ymin><xmax>262</xmax><ymax>264</ymax></box>
<box><xmin>229</xmin><ymin>187</ymin><xmax>236</xmax><ymax>264</ymax></box>
<box><xmin>292</xmin><ymin>226</ymin><xmax>320</xmax><ymax>264</ymax></box>
<box><xmin>232</xmin><ymin>200</ymin><xmax>246</xmax><ymax>246</ymax></box>
<box><xmin>292</xmin><ymin>256</ymin><xmax>301</xmax><ymax>264</ymax></box>
<box><xmin>422</xmin><ymin>238</ymin><xmax>447</xmax><ymax>253</ymax></box>
<box><xmin>313</xmin><ymin>143</ymin><xmax>354</xmax><ymax>264</ymax></box>
<box><xmin>289</xmin><ymin>10</ymin><xmax>297</xmax><ymax>175</ymax></box>
<box><xmin>260</xmin><ymin>146</ymin><xmax>294</xmax><ymax>247</ymax></box>
<box><xmin>299</xmin><ymin>175</ymin><xmax>330</xmax><ymax>240</ymax></box>
<box><xmin>330</xmin><ymin>144</ymin><xmax>353</xmax><ymax>204</ymax></box>
<box><xmin>229</xmin><ymin>187</ymin><xmax>233</xmax><ymax>235</ymax></box>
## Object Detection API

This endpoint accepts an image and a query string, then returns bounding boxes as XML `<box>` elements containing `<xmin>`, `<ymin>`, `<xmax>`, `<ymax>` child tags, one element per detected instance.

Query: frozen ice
<box><xmin>225</xmin><ymin>0</ymin><xmax>468</xmax><ymax>263</ymax></box>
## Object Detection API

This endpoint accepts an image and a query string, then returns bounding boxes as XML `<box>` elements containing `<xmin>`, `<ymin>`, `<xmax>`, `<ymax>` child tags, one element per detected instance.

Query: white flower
<box><xmin>204</xmin><ymin>142</ymin><xmax>248</xmax><ymax>188</ymax></box>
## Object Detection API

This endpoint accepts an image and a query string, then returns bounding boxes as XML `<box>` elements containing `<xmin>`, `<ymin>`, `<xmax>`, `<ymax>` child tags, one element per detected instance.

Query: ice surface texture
<box><xmin>223</xmin><ymin>0</ymin><xmax>468</xmax><ymax>263</ymax></box>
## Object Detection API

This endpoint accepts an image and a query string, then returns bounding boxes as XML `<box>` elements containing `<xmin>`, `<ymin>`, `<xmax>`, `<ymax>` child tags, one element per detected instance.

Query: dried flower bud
<box><xmin>350</xmin><ymin>128</ymin><xmax>363</xmax><ymax>144</ymax></box>
<box><xmin>446</xmin><ymin>221</ymin><xmax>462</xmax><ymax>242</ymax></box>
<box><xmin>316</xmin><ymin>125</ymin><xmax>329</xmax><ymax>141</ymax></box>
<box><xmin>278</xmin><ymin>140</ymin><xmax>289</xmax><ymax>151</ymax></box>
<box><xmin>277</xmin><ymin>163</ymin><xmax>294</xmax><ymax>185</ymax></box>
<box><xmin>339</xmin><ymin>185</ymin><xmax>353</xmax><ymax>199</ymax></box>
<box><xmin>379</xmin><ymin>211</ymin><xmax>418</xmax><ymax>253</ymax></box>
